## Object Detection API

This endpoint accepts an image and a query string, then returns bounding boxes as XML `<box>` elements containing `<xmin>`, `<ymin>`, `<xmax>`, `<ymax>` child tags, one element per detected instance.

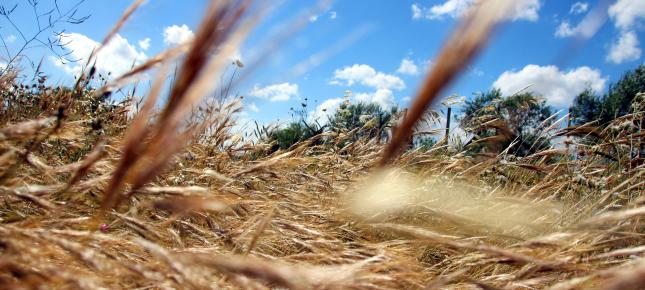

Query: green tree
<box><xmin>460</xmin><ymin>89</ymin><xmax>553</xmax><ymax>156</ymax></box>
<box><xmin>329</xmin><ymin>101</ymin><xmax>398</xmax><ymax>143</ymax></box>
<box><xmin>601</xmin><ymin>65</ymin><xmax>645</xmax><ymax>123</ymax></box>
<box><xmin>570</xmin><ymin>65</ymin><xmax>645</xmax><ymax>125</ymax></box>
<box><xmin>415</xmin><ymin>137</ymin><xmax>437</xmax><ymax>151</ymax></box>
<box><xmin>260</xmin><ymin>98</ymin><xmax>326</xmax><ymax>151</ymax></box>
<box><xmin>270</xmin><ymin>122</ymin><xmax>309</xmax><ymax>149</ymax></box>
<box><xmin>570</xmin><ymin>89</ymin><xmax>602</xmax><ymax>125</ymax></box>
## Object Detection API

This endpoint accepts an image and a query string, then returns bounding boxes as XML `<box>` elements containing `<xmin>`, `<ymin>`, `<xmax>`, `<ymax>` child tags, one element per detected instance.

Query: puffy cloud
<box><xmin>331</xmin><ymin>64</ymin><xmax>405</xmax><ymax>90</ymax></box>
<box><xmin>247</xmin><ymin>102</ymin><xmax>260</xmax><ymax>112</ymax></box>
<box><xmin>310</xmin><ymin>97</ymin><xmax>344</xmax><ymax>121</ymax></box>
<box><xmin>354</xmin><ymin>89</ymin><xmax>396</xmax><ymax>109</ymax></box>
<box><xmin>309</xmin><ymin>10</ymin><xmax>337</xmax><ymax>22</ymax></box>
<box><xmin>248</xmin><ymin>82</ymin><xmax>298</xmax><ymax>102</ymax></box>
<box><xmin>52</xmin><ymin>32</ymin><xmax>146</xmax><ymax>78</ymax></box>
<box><xmin>4</xmin><ymin>34</ymin><xmax>16</xmax><ymax>44</ymax></box>
<box><xmin>411</xmin><ymin>4</ymin><xmax>423</xmax><ymax>19</ymax></box>
<box><xmin>427</xmin><ymin>0</ymin><xmax>474</xmax><ymax>19</ymax></box>
<box><xmin>412</xmin><ymin>0</ymin><xmax>540</xmax><ymax>22</ymax></box>
<box><xmin>331</xmin><ymin>64</ymin><xmax>403</xmax><ymax>111</ymax></box>
<box><xmin>570</xmin><ymin>2</ymin><xmax>588</xmax><ymax>15</ymax></box>
<box><xmin>554</xmin><ymin>18</ymin><xmax>602</xmax><ymax>39</ymax></box>
<box><xmin>492</xmin><ymin>65</ymin><xmax>606</xmax><ymax>107</ymax></box>
<box><xmin>138</xmin><ymin>38</ymin><xmax>151</xmax><ymax>50</ymax></box>
<box><xmin>555</xmin><ymin>21</ymin><xmax>576</xmax><ymax>38</ymax></box>
<box><xmin>471</xmin><ymin>67</ymin><xmax>484</xmax><ymax>76</ymax></box>
<box><xmin>605</xmin><ymin>0</ymin><xmax>644</xmax><ymax>64</ymax></box>
<box><xmin>607</xmin><ymin>31</ymin><xmax>641</xmax><ymax>64</ymax></box>
<box><xmin>554</xmin><ymin>13</ymin><xmax>605</xmax><ymax>39</ymax></box>
<box><xmin>422</xmin><ymin>113</ymin><xmax>469</xmax><ymax>145</ymax></box>
<box><xmin>163</xmin><ymin>24</ymin><xmax>194</xmax><ymax>46</ymax></box>
<box><xmin>608</xmin><ymin>0</ymin><xmax>645</xmax><ymax>31</ymax></box>
<box><xmin>503</xmin><ymin>0</ymin><xmax>541</xmax><ymax>21</ymax></box>
<box><xmin>163</xmin><ymin>24</ymin><xmax>240</xmax><ymax>63</ymax></box>
<box><xmin>396</xmin><ymin>58</ymin><xmax>420</xmax><ymax>75</ymax></box>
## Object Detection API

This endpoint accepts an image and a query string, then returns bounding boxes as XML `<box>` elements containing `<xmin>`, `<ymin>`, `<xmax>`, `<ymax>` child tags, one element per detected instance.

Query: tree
<box><xmin>460</xmin><ymin>89</ymin><xmax>553</xmax><ymax>157</ymax></box>
<box><xmin>600</xmin><ymin>65</ymin><xmax>645</xmax><ymax>123</ymax></box>
<box><xmin>570</xmin><ymin>89</ymin><xmax>602</xmax><ymax>125</ymax></box>
<box><xmin>270</xmin><ymin>122</ymin><xmax>309</xmax><ymax>150</ymax></box>
<box><xmin>570</xmin><ymin>65</ymin><xmax>645</xmax><ymax>125</ymax></box>
<box><xmin>329</xmin><ymin>101</ymin><xmax>398</xmax><ymax>143</ymax></box>
<box><xmin>415</xmin><ymin>137</ymin><xmax>437</xmax><ymax>151</ymax></box>
<box><xmin>261</xmin><ymin>98</ymin><xmax>326</xmax><ymax>151</ymax></box>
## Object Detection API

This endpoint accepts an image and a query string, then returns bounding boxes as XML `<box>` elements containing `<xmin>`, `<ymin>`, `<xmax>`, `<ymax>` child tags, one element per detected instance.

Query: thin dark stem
<box><xmin>30</xmin><ymin>1</ymin><xmax>42</xmax><ymax>31</ymax></box>
<box><xmin>0</xmin><ymin>0</ymin><xmax>87</xmax><ymax>76</ymax></box>
<box><xmin>0</xmin><ymin>32</ymin><xmax>11</xmax><ymax>60</ymax></box>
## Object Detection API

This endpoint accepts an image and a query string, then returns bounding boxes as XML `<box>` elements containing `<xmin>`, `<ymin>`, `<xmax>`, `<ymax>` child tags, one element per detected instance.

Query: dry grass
<box><xmin>1</xmin><ymin>0</ymin><xmax>645</xmax><ymax>289</ymax></box>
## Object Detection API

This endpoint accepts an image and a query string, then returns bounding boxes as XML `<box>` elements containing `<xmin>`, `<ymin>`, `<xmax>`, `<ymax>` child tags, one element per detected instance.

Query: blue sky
<box><xmin>1</xmin><ymin>0</ymin><xmax>644</xmax><ymax>128</ymax></box>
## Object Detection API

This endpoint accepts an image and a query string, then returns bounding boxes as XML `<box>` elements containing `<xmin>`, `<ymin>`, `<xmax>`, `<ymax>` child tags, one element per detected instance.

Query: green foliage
<box><xmin>270</xmin><ymin>122</ymin><xmax>309</xmax><ymax>150</ymax></box>
<box><xmin>460</xmin><ymin>89</ymin><xmax>553</xmax><ymax>156</ymax></box>
<box><xmin>260</xmin><ymin>98</ymin><xmax>326</xmax><ymax>151</ymax></box>
<box><xmin>461</xmin><ymin>89</ymin><xmax>501</xmax><ymax>127</ymax></box>
<box><xmin>570</xmin><ymin>89</ymin><xmax>602</xmax><ymax>125</ymax></box>
<box><xmin>259</xmin><ymin>99</ymin><xmax>399</xmax><ymax>151</ymax></box>
<box><xmin>571</xmin><ymin>65</ymin><xmax>645</xmax><ymax>125</ymax></box>
<box><xmin>416</xmin><ymin>137</ymin><xmax>437</xmax><ymax>151</ymax></box>
<box><xmin>601</xmin><ymin>65</ymin><xmax>645</xmax><ymax>122</ymax></box>
<box><xmin>329</xmin><ymin>101</ymin><xmax>398</xmax><ymax>142</ymax></box>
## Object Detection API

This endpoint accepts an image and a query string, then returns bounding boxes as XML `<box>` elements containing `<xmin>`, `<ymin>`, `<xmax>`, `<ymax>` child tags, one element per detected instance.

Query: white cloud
<box><xmin>555</xmin><ymin>21</ymin><xmax>576</xmax><ymax>38</ymax></box>
<box><xmin>4</xmin><ymin>34</ymin><xmax>16</xmax><ymax>44</ymax></box>
<box><xmin>492</xmin><ymin>64</ymin><xmax>606</xmax><ymax>107</ymax></box>
<box><xmin>309</xmin><ymin>10</ymin><xmax>337</xmax><ymax>22</ymax></box>
<box><xmin>411</xmin><ymin>4</ymin><xmax>423</xmax><ymax>19</ymax></box>
<box><xmin>311</xmin><ymin>97</ymin><xmax>344</xmax><ymax>121</ymax></box>
<box><xmin>422</xmin><ymin>113</ymin><xmax>469</xmax><ymax>145</ymax></box>
<box><xmin>247</xmin><ymin>102</ymin><xmax>260</xmax><ymax>112</ymax></box>
<box><xmin>248</xmin><ymin>82</ymin><xmax>298</xmax><ymax>102</ymax></box>
<box><xmin>372</xmin><ymin>89</ymin><xmax>395</xmax><ymax>109</ymax></box>
<box><xmin>354</xmin><ymin>92</ymin><xmax>371</xmax><ymax>103</ymax></box>
<box><xmin>396</xmin><ymin>58</ymin><xmax>420</xmax><ymax>75</ymax></box>
<box><xmin>471</xmin><ymin>67</ymin><xmax>484</xmax><ymax>76</ymax></box>
<box><xmin>505</xmin><ymin>0</ymin><xmax>541</xmax><ymax>22</ymax></box>
<box><xmin>331</xmin><ymin>64</ymin><xmax>405</xmax><ymax>90</ymax></box>
<box><xmin>412</xmin><ymin>0</ymin><xmax>540</xmax><ymax>22</ymax></box>
<box><xmin>554</xmin><ymin>12</ymin><xmax>605</xmax><ymax>39</ymax></box>
<box><xmin>163</xmin><ymin>24</ymin><xmax>194</xmax><ymax>46</ymax></box>
<box><xmin>52</xmin><ymin>32</ymin><xmax>146</xmax><ymax>78</ymax></box>
<box><xmin>354</xmin><ymin>89</ymin><xmax>396</xmax><ymax>109</ymax></box>
<box><xmin>605</xmin><ymin>0</ymin><xmax>644</xmax><ymax>64</ymax></box>
<box><xmin>607</xmin><ymin>31</ymin><xmax>641</xmax><ymax>64</ymax></box>
<box><xmin>138</xmin><ymin>38</ymin><xmax>151</xmax><ymax>50</ymax></box>
<box><xmin>427</xmin><ymin>0</ymin><xmax>474</xmax><ymax>19</ymax></box>
<box><xmin>608</xmin><ymin>0</ymin><xmax>645</xmax><ymax>31</ymax></box>
<box><xmin>570</xmin><ymin>2</ymin><xmax>588</xmax><ymax>15</ymax></box>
